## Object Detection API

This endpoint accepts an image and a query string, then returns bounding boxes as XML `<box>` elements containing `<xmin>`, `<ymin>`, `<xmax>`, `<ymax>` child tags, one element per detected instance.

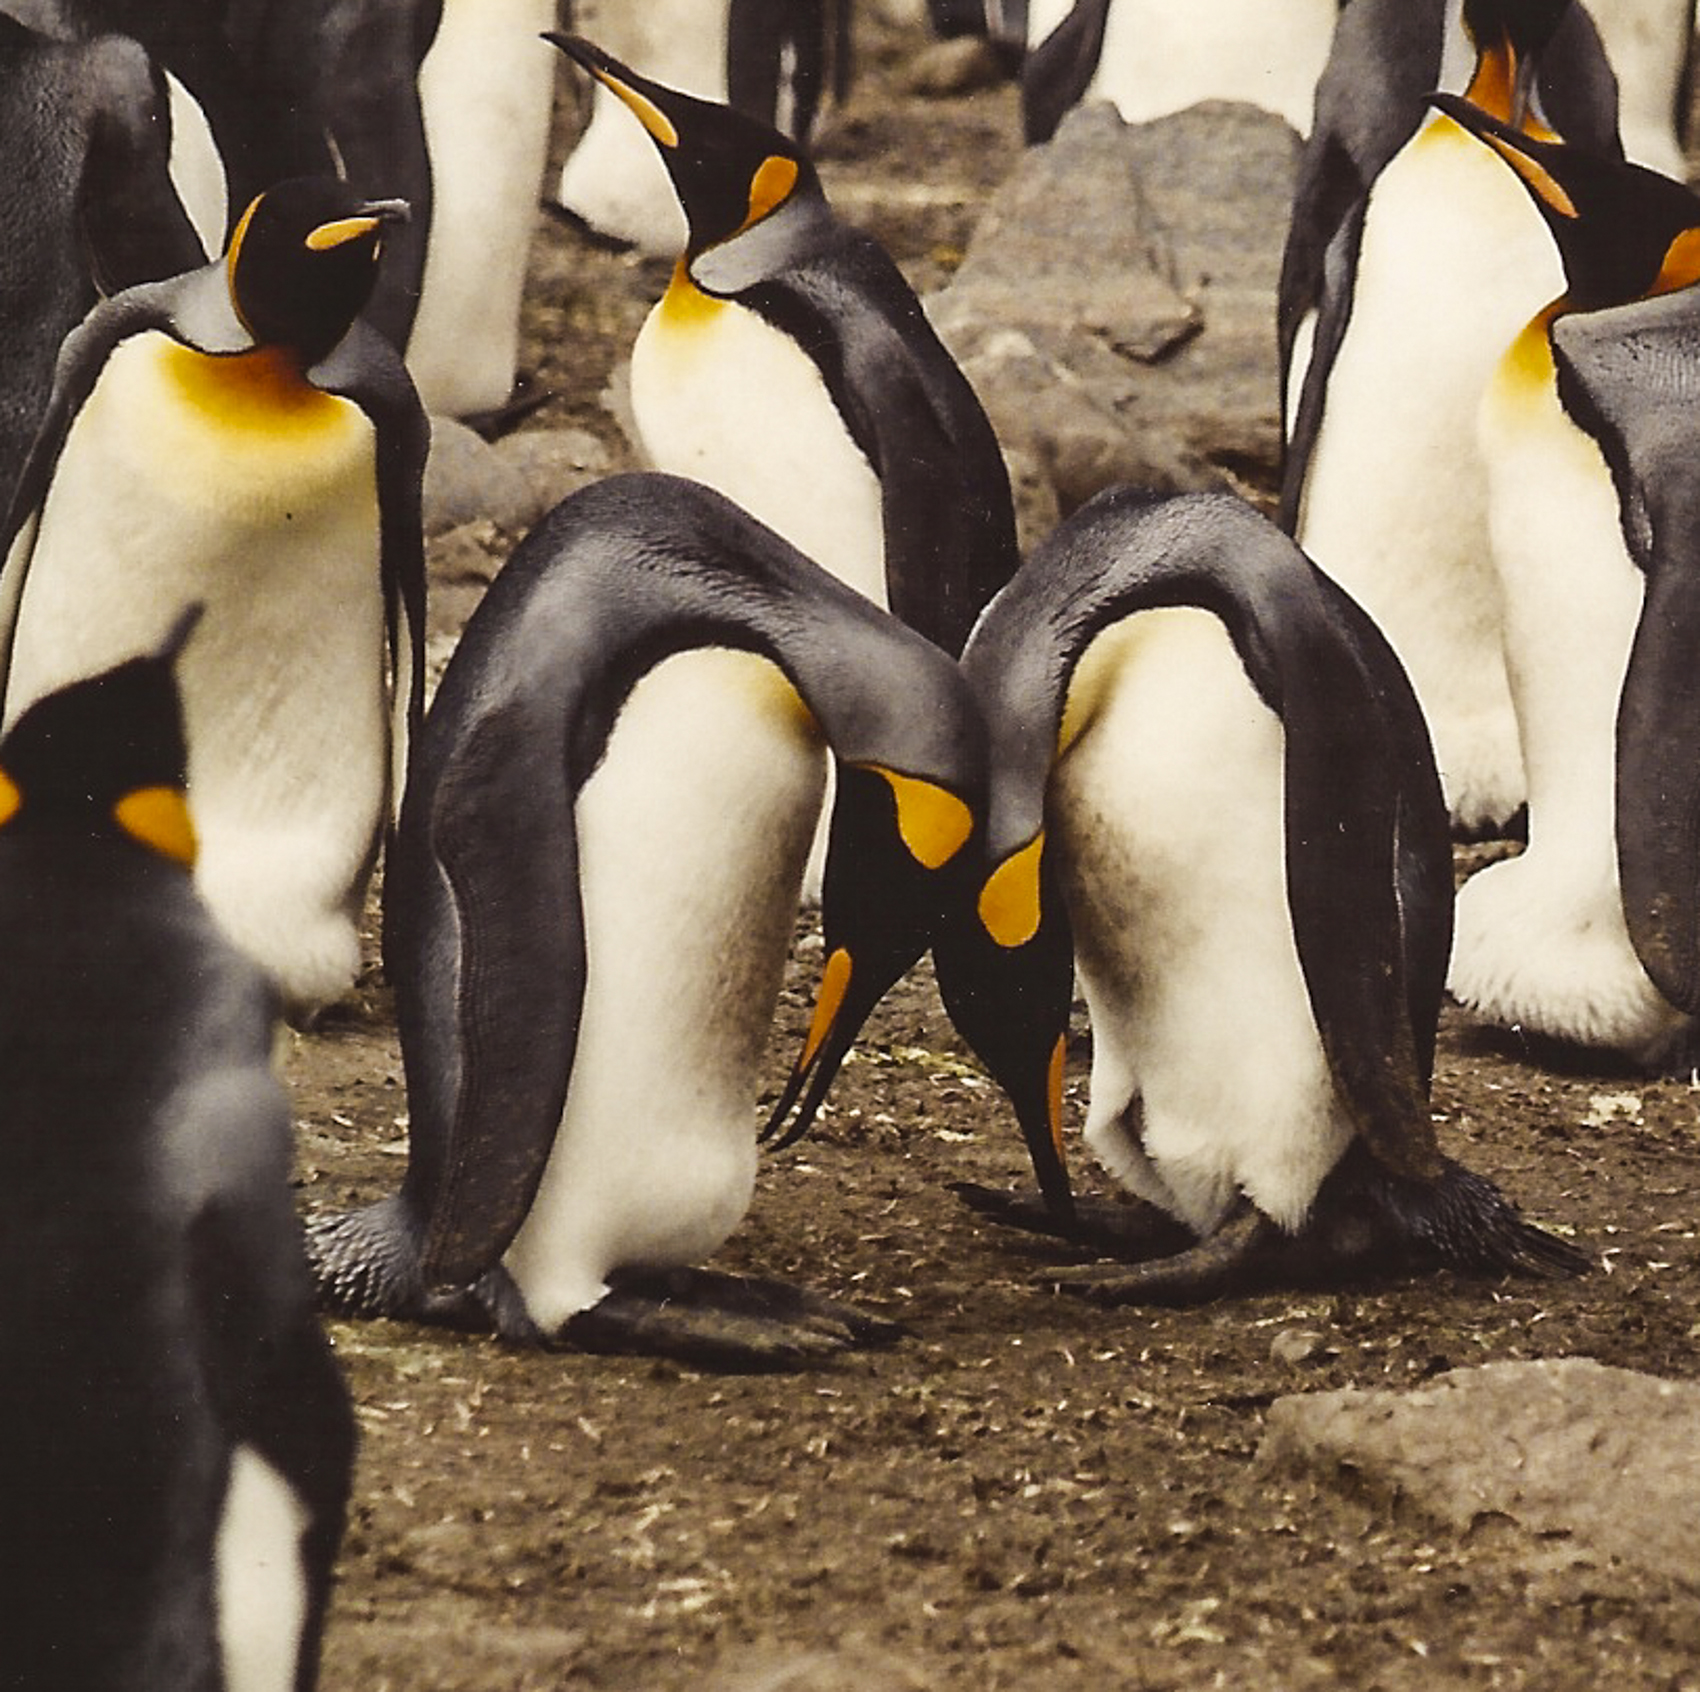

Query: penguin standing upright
<box><xmin>935</xmin><ymin>489</ymin><xmax>1584</xmax><ymax>1299</ymax></box>
<box><xmin>308</xmin><ymin>473</ymin><xmax>985</xmax><ymax>1368</ymax></box>
<box><xmin>549</xmin><ymin>34</ymin><xmax>1019</xmax><ymax>658</ymax></box>
<box><xmin>1439</xmin><ymin>99</ymin><xmax>1700</xmax><ymax>1069</ymax></box>
<box><xmin>0</xmin><ymin>623</ymin><xmax>354</xmax><ymax>1690</ymax></box>
<box><xmin>1281</xmin><ymin>0</ymin><xmax>1620</xmax><ymax>836</ymax></box>
<box><xmin>0</xmin><ymin>12</ymin><xmax>205</xmax><ymax>506</ymax></box>
<box><xmin>552</xmin><ymin>2</ymin><xmax>851</xmax><ymax>255</ymax></box>
<box><xmin>1020</xmin><ymin>0</ymin><xmax>1338</xmax><ymax>146</ymax></box>
<box><xmin>406</xmin><ymin>0</ymin><xmax>558</xmax><ymax>418</ymax></box>
<box><xmin>0</xmin><ymin>177</ymin><xmax>428</xmax><ymax>1020</ymax></box>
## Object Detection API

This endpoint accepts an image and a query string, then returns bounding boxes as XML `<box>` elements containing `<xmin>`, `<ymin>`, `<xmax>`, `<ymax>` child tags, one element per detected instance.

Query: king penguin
<box><xmin>307</xmin><ymin>473</ymin><xmax>985</xmax><ymax>1369</ymax></box>
<box><xmin>0</xmin><ymin>176</ymin><xmax>429</xmax><ymax>1022</ymax></box>
<box><xmin>552</xmin><ymin>1</ymin><xmax>851</xmax><ymax>255</ymax></box>
<box><xmin>0</xmin><ymin>618</ymin><xmax>355</xmax><ymax>1691</ymax></box>
<box><xmin>1020</xmin><ymin>0</ymin><xmax>1338</xmax><ymax>146</ymax></box>
<box><xmin>406</xmin><ymin>0</ymin><xmax>558</xmax><ymax>419</ymax></box>
<box><xmin>549</xmin><ymin>33</ymin><xmax>1020</xmax><ymax>659</ymax></box>
<box><xmin>934</xmin><ymin>488</ymin><xmax>1584</xmax><ymax>1300</ymax></box>
<box><xmin>0</xmin><ymin>11</ymin><xmax>205</xmax><ymax>506</ymax></box>
<box><xmin>1281</xmin><ymin>0</ymin><xmax>1620</xmax><ymax>837</ymax></box>
<box><xmin>1439</xmin><ymin>99</ymin><xmax>1700</xmax><ymax>1070</ymax></box>
<box><xmin>1587</xmin><ymin>0</ymin><xmax>1695</xmax><ymax>178</ymax></box>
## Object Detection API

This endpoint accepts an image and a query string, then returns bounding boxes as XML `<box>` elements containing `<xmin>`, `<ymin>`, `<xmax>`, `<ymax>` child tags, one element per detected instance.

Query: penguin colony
<box><xmin>4</xmin><ymin>0</ymin><xmax>1700</xmax><ymax>1675</ymax></box>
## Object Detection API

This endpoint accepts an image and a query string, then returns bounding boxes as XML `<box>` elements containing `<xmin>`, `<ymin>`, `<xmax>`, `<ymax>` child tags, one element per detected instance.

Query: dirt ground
<box><xmin>292</xmin><ymin>14</ymin><xmax>1700</xmax><ymax>1690</ymax></box>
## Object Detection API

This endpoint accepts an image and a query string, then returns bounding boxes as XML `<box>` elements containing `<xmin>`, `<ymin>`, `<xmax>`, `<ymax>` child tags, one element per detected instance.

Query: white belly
<box><xmin>1053</xmin><ymin>608</ymin><xmax>1352</xmax><ymax>1235</ymax></box>
<box><xmin>631</xmin><ymin>284</ymin><xmax>886</xmax><ymax>606</ymax></box>
<box><xmin>215</xmin><ymin>1445</ymin><xmax>311</xmax><ymax>1692</ymax></box>
<box><xmin>502</xmin><ymin>647</ymin><xmax>827</xmax><ymax>1329</ymax></box>
<box><xmin>1449</xmin><ymin>330</ymin><xmax>1685</xmax><ymax>1057</ymax></box>
<box><xmin>553</xmin><ymin>0</ymin><xmax>732</xmax><ymax>252</ymax></box>
<box><xmin>409</xmin><ymin>0</ymin><xmax>557</xmax><ymax>416</ymax></box>
<box><xmin>1297</xmin><ymin>117</ymin><xmax>1560</xmax><ymax>833</ymax></box>
<box><xmin>4</xmin><ymin>332</ymin><xmax>389</xmax><ymax>1011</ymax></box>
<box><xmin>1031</xmin><ymin>0</ymin><xmax>1335</xmax><ymax>133</ymax></box>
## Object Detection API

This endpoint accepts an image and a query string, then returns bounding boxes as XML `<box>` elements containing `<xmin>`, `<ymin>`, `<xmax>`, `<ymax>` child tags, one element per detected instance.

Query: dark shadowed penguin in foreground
<box><xmin>308</xmin><ymin>473</ymin><xmax>985</xmax><ymax>1370</ymax></box>
<box><xmin>937</xmin><ymin>488</ymin><xmax>1586</xmax><ymax>1302</ymax></box>
<box><xmin>1020</xmin><ymin>0</ymin><xmax>1336</xmax><ymax>146</ymax></box>
<box><xmin>0</xmin><ymin>10</ymin><xmax>205</xmax><ymax>505</ymax></box>
<box><xmin>1281</xmin><ymin>0</ymin><xmax>1620</xmax><ymax>838</ymax></box>
<box><xmin>0</xmin><ymin>176</ymin><xmax>428</xmax><ymax>1023</ymax></box>
<box><xmin>0</xmin><ymin>618</ymin><xmax>354</xmax><ymax>1690</ymax></box>
<box><xmin>552</xmin><ymin>0</ymin><xmax>852</xmax><ymax>255</ymax></box>
<box><xmin>1439</xmin><ymin>99</ymin><xmax>1700</xmax><ymax>1072</ymax></box>
<box><xmin>549</xmin><ymin>33</ymin><xmax>1019</xmax><ymax>661</ymax></box>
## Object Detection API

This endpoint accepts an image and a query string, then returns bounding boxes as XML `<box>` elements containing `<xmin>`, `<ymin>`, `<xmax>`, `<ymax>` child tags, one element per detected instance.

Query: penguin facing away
<box><xmin>0</xmin><ymin>176</ymin><xmax>429</xmax><ymax>1022</ymax></box>
<box><xmin>307</xmin><ymin>473</ymin><xmax>985</xmax><ymax>1369</ymax></box>
<box><xmin>0</xmin><ymin>619</ymin><xmax>355</xmax><ymax>1691</ymax></box>
<box><xmin>1021</xmin><ymin>0</ymin><xmax>1338</xmax><ymax>146</ymax></box>
<box><xmin>937</xmin><ymin>488</ymin><xmax>1585</xmax><ymax>1300</ymax></box>
<box><xmin>1281</xmin><ymin>0</ymin><xmax>1621</xmax><ymax>838</ymax></box>
<box><xmin>0</xmin><ymin>12</ymin><xmax>205</xmax><ymax>507</ymax></box>
<box><xmin>1439</xmin><ymin>98</ymin><xmax>1700</xmax><ymax>1070</ymax></box>
<box><xmin>549</xmin><ymin>33</ymin><xmax>1021</xmax><ymax>661</ymax></box>
<box><xmin>552</xmin><ymin>0</ymin><xmax>851</xmax><ymax>255</ymax></box>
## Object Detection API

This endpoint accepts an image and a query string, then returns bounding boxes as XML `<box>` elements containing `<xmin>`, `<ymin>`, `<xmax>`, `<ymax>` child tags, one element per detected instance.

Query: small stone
<box><xmin>1270</xmin><ymin>1328</ymin><xmax>1327</xmax><ymax>1367</ymax></box>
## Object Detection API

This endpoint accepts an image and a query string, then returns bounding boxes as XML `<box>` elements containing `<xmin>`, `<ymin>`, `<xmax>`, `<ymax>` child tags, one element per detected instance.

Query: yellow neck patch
<box><xmin>159</xmin><ymin>341</ymin><xmax>344</xmax><ymax>434</ymax></box>
<box><xmin>657</xmin><ymin>260</ymin><xmax>729</xmax><ymax>331</ymax></box>
<box><xmin>115</xmin><ymin>785</ymin><xmax>198</xmax><ymax>867</ymax></box>
<box><xmin>979</xmin><ymin>833</ymin><xmax>1044</xmax><ymax>949</ymax></box>
<box><xmin>862</xmin><ymin>765</ymin><xmax>972</xmax><ymax>870</ymax></box>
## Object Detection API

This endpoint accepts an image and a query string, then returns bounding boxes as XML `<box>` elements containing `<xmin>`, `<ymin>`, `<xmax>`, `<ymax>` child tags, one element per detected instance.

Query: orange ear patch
<box><xmin>866</xmin><ymin>766</ymin><xmax>972</xmax><ymax>870</ymax></box>
<box><xmin>1651</xmin><ymin>227</ymin><xmax>1700</xmax><ymax>297</ymax></box>
<box><xmin>743</xmin><ymin>156</ymin><xmax>799</xmax><ymax>230</ymax></box>
<box><xmin>0</xmin><ymin>768</ymin><xmax>19</xmax><ymax>829</ymax></box>
<box><xmin>978</xmin><ymin>834</ymin><xmax>1044</xmax><ymax>949</ymax></box>
<box><xmin>115</xmin><ymin>786</ymin><xmax>197</xmax><ymax>866</ymax></box>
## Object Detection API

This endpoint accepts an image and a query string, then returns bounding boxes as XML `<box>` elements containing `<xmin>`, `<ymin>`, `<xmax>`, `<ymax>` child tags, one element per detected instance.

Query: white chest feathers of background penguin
<box><xmin>1025</xmin><ymin>0</ymin><xmax>1337</xmax><ymax>134</ymax></box>
<box><xmin>1049</xmin><ymin>607</ymin><xmax>1353</xmax><ymax>1238</ymax></box>
<box><xmin>631</xmin><ymin>274</ymin><xmax>888</xmax><ymax>609</ymax></box>
<box><xmin>1294</xmin><ymin>114</ymin><xmax>1562</xmax><ymax>834</ymax></box>
<box><xmin>501</xmin><ymin>646</ymin><xmax>828</xmax><ymax>1330</ymax></box>
<box><xmin>1452</xmin><ymin>316</ymin><xmax>1686</xmax><ymax>1058</ymax></box>
<box><xmin>3</xmin><ymin>330</ymin><xmax>389</xmax><ymax>1010</ymax></box>
<box><xmin>408</xmin><ymin>0</ymin><xmax>557</xmax><ymax>417</ymax></box>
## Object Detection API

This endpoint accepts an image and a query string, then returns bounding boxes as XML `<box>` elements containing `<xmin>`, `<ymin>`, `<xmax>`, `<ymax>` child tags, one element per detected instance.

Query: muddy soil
<box><xmin>293</xmin><ymin>15</ymin><xmax>1700</xmax><ymax>1690</ymax></box>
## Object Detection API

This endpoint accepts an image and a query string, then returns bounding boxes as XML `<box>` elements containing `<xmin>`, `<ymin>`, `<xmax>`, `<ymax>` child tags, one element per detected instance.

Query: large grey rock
<box><xmin>928</xmin><ymin>99</ymin><xmax>1299</xmax><ymax>515</ymax></box>
<box><xmin>423</xmin><ymin>415</ymin><xmax>546</xmax><ymax>538</ymax></box>
<box><xmin>1260</xmin><ymin>1358</ymin><xmax>1700</xmax><ymax>1586</ymax></box>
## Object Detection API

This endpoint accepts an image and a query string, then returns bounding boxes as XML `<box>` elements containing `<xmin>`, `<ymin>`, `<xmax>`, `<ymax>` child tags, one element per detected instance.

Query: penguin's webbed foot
<box><xmin>1042</xmin><ymin>1198</ymin><xmax>1285</xmax><ymax>1305</ymax></box>
<box><xmin>951</xmin><ymin>1181</ymin><xmax>1196</xmax><ymax>1261</ymax></box>
<box><xmin>561</xmin><ymin>1267</ymin><xmax>905</xmax><ymax>1372</ymax></box>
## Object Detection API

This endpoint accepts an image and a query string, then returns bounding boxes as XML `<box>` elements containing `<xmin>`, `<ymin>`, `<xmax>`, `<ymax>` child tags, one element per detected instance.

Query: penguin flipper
<box><xmin>1019</xmin><ymin>0</ymin><xmax>1109</xmax><ymax>146</ymax></box>
<box><xmin>1552</xmin><ymin>293</ymin><xmax>1700</xmax><ymax>1014</ymax></box>
<box><xmin>309</xmin><ymin>320</ymin><xmax>430</xmax><ymax>818</ymax></box>
<box><xmin>562</xmin><ymin>1266</ymin><xmax>904</xmax><ymax>1372</ymax></box>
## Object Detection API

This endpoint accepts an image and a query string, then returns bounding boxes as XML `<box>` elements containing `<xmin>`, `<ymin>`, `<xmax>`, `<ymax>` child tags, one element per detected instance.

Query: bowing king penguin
<box><xmin>0</xmin><ymin>175</ymin><xmax>429</xmax><ymax>1021</ymax></box>
<box><xmin>933</xmin><ymin>489</ymin><xmax>1584</xmax><ymax>1300</ymax></box>
<box><xmin>0</xmin><ymin>620</ymin><xmax>355</xmax><ymax>1691</ymax></box>
<box><xmin>1281</xmin><ymin>0</ymin><xmax>1620</xmax><ymax>837</ymax></box>
<box><xmin>308</xmin><ymin>474</ymin><xmax>985</xmax><ymax>1369</ymax></box>
<box><xmin>1440</xmin><ymin>99</ymin><xmax>1700</xmax><ymax>1071</ymax></box>
<box><xmin>548</xmin><ymin>33</ymin><xmax>1020</xmax><ymax>660</ymax></box>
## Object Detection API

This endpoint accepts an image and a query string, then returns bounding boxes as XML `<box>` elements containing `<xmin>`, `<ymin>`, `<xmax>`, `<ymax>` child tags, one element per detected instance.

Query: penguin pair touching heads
<box><xmin>0</xmin><ymin>621</ymin><xmax>353</xmax><ymax>1690</ymax></box>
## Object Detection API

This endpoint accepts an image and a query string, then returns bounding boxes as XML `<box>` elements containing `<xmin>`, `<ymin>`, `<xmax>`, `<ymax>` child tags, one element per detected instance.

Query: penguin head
<box><xmin>1460</xmin><ymin>0</ymin><xmax>1570</xmax><ymax>128</ymax></box>
<box><xmin>547</xmin><ymin>34</ymin><xmax>817</xmax><ymax>258</ymax></box>
<box><xmin>0</xmin><ymin>608</ymin><xmax>200</xmax><ymax>868</ymax></box>
<box><xmin>1433</xmin><ymin>96</ymin><xmax>1700</xmax><ymax>310</ymax></box>
<box><xmin>226</xmin><ymin>177</ymin><xmax>410</xmax><ymax>363</ymax></box>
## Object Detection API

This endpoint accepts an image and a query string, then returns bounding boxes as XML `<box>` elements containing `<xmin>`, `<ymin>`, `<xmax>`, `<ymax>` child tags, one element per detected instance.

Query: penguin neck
<box><xmin>157</xmin><ymin>339</ymin><xmax>344</xmax><ymax>434</ymax></box>
<box><xmin>1501</xmin><ymin>299</ymin><xmax>1564</xmax><ymax>394</ymax></box>
<box><xmin>656</xmin><ymin>260</ymin><xmax>731</xmax><ymax>331</ymax></box>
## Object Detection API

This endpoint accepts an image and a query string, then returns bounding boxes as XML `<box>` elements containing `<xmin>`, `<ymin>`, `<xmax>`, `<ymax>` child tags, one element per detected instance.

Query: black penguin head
<box><xmin>0</xmin><ymin>608</ymin><xmax>200</xmax><ymax>867</ymax></box>
<box><xmin>547</xmin><ymin>34</ymin><xmax>817</xmax><ymax>257</ymax></box>
<box><xmin>226</xmin><ymin>177</ymin><xmax>410</xmax><ymax>363</ymax></box>
<box><xmin>1460</xmin><ymin>0</ymin><xmax>1571</xmax><ymax>127</ymax></box>
<box><xmin>1433</xmin><ymin>95</ymin><xmax>1700</xmax><ymax>311</ymax></box>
